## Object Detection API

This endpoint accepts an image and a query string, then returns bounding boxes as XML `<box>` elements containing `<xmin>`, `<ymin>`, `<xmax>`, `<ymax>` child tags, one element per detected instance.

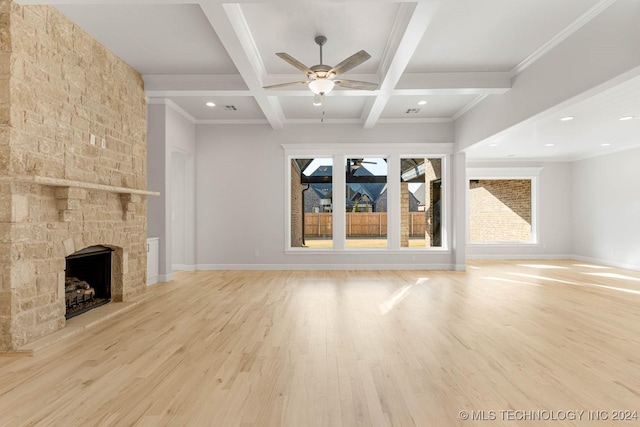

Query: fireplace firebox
<box><xmin>65</xmin><ymin>246</ymin><xmax>113</xmax><ymax>319</ymax></box>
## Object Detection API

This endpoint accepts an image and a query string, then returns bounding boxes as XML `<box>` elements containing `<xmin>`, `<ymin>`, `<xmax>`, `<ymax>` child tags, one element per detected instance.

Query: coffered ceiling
<box><xmin>15</xmin><ymin>0</ymin><xmax>640</xmax><ymax>161</ymax></box>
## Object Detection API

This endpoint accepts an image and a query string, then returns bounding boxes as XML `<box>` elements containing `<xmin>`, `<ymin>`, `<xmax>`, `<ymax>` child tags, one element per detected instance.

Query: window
<box><xmin>345</xmin><ymin>157</ymin><xmax>387</xmax><ymax>248</ymax></box>
<box><xmin>400</xmin><ymin>158</ymin><xmax>442</xmax><ymax>248</ymax></box>
<box><xmin>467</xmin><ymin>168</ymin><xmax>541</xmax><ymax>244</ymax></box>
<box><xmin>284</xmin><ymin>143</ymin><xmax>453</xmax><ymax>252</ymax></box>
<box><xmin>291</xmin><ymin>158</ymin><xmax>333</xmax><ymax>248</ymax></box>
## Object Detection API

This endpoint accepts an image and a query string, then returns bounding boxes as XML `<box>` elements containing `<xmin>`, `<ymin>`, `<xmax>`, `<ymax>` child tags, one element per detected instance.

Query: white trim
<box><xmin>285</xmin><ymin>119</ymin><xmax>363</xmax><ymax>125</ymax></box>
<box><xmin>364</xmin><ymin>3</ymin><xmax>440</xmax><ymax>129</ymax></box>
<box><xmin>571</xmin><ymin>255</ymin><xmax>640</xmax><ymax>272</ymax></box>
<box><xmin>285</xmin><ymin>249</ymin><xmax>451</xmax><ymax>255</ymax></box>
<box><xmin>282</xmin><ymin>143</ymin><xmax>454</xmax><ymax>156</ymax></box>
<box><xmin>157</xmin><ymin>273</ymin><xmax>173</xmax><ymax>283</ymax></box>
<box><xmin>147</xmin><ymin>97</ymin><xmax>197</xmax><ymax>124</ymax></box>
<box><xmin>466</xmin><ymin>167</ymin><xmax>543</xmax><ymax>245</ymax></box>
<box><xmin>468</xmin><ymin>242</ymin><xmax>541</xmax><ymax>247</ymax></box>
<box><xmin>451</xmin><ymin>94</ymin><xmax>488</xmax><ymax>121</ymax></box>
<box><xmin>284</xmin><ymin>145</ymin><xmax>452</xmax><ymax>255</ymax></box>
<box><xmin>172</xmin><ymin>264</ymin><xmax>196</xmax><ymax>272</ymax></box>
<box><xmin>377</xmin><ymin>118</ymin><xmax>453</xmax><ymax>124</ymax></box>
<box><xmin>466</xmin><ymin>254</ymin><xmax>571</xmax><ymax>260</ymax></box>
<box><xmin>510</xmin><ymin>0</ymin><xmax>617</xmax><ymax>77</ymax></box>
<box><xmin>195</xmin><ymin>119</ymin><xmax>269</xmax><ymax>125</ymax></box>
<box><xmin>196</xmin><ymin>263</ymin><xmax>455</xmax><ymax>271</ymax></box>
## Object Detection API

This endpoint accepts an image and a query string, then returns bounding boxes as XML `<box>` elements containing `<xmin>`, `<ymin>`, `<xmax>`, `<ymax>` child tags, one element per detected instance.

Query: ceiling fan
<box><xmin>263</xmin><ymin>35</ymin><xmax>379</xmax><ymax>103</ymax></box>
<box><xmin>347</xmin><ymin>158</ymin><xmax>376</xmax><ymax>174</ymax></box>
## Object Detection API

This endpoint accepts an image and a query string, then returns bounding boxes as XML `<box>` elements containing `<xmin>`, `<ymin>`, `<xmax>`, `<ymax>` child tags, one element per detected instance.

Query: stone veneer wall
<box><xmin>0</xmin><ymin>1</ymin><xmax>148</xmax><ymax>351</ymax></box>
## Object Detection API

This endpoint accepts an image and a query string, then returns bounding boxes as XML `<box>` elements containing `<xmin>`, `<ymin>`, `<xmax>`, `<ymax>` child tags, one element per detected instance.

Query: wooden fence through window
<box><xmin>304</xmin><ymin>212</ymin><xmax>426</xmax><ymax>237</ymax></box>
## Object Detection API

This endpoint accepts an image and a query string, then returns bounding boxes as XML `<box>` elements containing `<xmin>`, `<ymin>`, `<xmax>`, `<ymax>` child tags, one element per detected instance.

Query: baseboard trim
<box><xmin>571</xmin><ymin>254</ymin><xmax>640</xmax><ymax>272</ymax></box>
<box><xmin>466</xmin><ymin>253</ymin><xmax>571</xmax><ymax>260</ymax></box>
<box><xmin>157</xmin><ymin>273</ymin><xmax>173</xmax><ymax>282</ymax></box>
<box><xmin>172</xmin><ymin>264</ymin><xmax>196</xmax><ymax>272</ymax></box>
<box><xmin>196</xmin><ymin>263</ymin><xmax>455</xmax><ymax>271</ymax></box>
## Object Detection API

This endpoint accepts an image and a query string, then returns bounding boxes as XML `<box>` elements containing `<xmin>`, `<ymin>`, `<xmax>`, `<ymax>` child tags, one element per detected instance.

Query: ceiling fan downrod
<box><xmin>315</xmin><ymin>35</ymin><xmax>327</xmax><ymax>65</ymax></box>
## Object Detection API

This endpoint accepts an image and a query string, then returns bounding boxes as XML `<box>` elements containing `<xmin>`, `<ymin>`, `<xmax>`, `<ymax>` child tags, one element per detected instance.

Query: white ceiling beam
<box><xmin>144</xmin><ymin>72</ymin><xmax>509</xmax><ymax>98</ymax></box>
<box><xmin>362</xmin><ymin>2</ymin><xmax>440</xmax><ymax>129</ymax></box>
<box><xmin>199</xmin><ymin>3</ymin><xmax>285</xmax><ymax>130</ymax></box>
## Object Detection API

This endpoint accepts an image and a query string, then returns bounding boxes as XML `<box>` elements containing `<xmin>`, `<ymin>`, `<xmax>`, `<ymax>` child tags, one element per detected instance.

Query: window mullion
<box><xmin>387</xmin><ymin>154</ymin><xmax>401</xmax><ymax>250</ymax></box>
<box><xmin>332</xmin><ymin>154</ymin><xmax>346</xmax><ymax>250</ymax></box>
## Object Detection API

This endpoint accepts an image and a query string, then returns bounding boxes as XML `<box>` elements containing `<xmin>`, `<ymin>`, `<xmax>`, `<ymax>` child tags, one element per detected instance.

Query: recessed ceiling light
<box><xmin>560</xmin><ymin>116</ymin><xmax>574</xmax><ymax>121</ymax></box>
<box><xmin>507</xmin><ymin>154</ymin><xmax>517</xmax><ymax>158</ymax></box>
<box><xmin>418</xmin><ymin>100</ymin><xmax>427</xmax><ymax>106</ymax></box>
<box><xmin>619</xmin><ymin>116</ymin><xmax>634</xmax><ymax>121</ymax></box>
<box><xmin>205</xmin><ymin>102</ymin><xmax>216</xmax><ymax>107</ymax></box>
<box><xmin>545</xmin><ymin>143</ymin><xmax>555</xmax><ymax>147</ymax></box>
<box><xmin>489</xmin><ymin>143</ymin><xmax>498</xmax><ymax>147</ymax></box>
<box><xmin>601</xmin><ymin>143</ymin><xmax>611</xmax><ymax>147</ymax></box>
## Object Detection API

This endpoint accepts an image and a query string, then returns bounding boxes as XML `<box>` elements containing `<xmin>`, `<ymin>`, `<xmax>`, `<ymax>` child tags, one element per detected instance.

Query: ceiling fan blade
<box><xmin>276</xmin><ymin>52</ymin><xmax>314</xmax><ymax>75</ymax></box>
<box><xmin>333</xmin><ymin>79</ymin><xmax>378</xmax><ymax>90</ymax></box>
<box><xmin>329</xmin><ymin>50</ymin><xmax>371</xmax><ymax>76</ymax></box>
<box><xmin>263</xmin><ymin>81</ymin><xmax>309</xmax><ymax>89</ymax></box>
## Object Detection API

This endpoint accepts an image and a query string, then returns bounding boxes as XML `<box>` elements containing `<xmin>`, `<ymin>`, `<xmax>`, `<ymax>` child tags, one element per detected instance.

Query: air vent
<box><xmin>224</xmin><ymin>105</ymin><xmax>237</xmax><ymax>111</ymax></box>
<box><xmin>405</xmin><ymin>108</ymin><xmax>420</xmax><ymax>114</ymax></box>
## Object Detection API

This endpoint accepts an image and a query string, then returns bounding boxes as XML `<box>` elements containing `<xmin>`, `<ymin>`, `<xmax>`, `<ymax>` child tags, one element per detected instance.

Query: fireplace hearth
<box><xmin>65</xmin><ymin>246</ymin><xmax>113</xmax><ymax>319</ymax></box>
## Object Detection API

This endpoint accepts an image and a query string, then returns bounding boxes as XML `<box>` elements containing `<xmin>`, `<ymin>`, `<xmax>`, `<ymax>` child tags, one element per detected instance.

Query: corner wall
<box><xmin>571</xmin><ymin>147</ymin><xmax>640</xmax><ymax>270</ymax></box>
<box><xmin>146</xmin><ymin>100</ymin><xmax>196</xmax><ymax>279</ymax></box>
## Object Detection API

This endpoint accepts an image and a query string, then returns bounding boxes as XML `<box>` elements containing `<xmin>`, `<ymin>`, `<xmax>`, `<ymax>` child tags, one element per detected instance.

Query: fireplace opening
<box><xmin>65</xmin><ymin>246</ymin><xmax>113</xmax><ymax>319</ymax></box>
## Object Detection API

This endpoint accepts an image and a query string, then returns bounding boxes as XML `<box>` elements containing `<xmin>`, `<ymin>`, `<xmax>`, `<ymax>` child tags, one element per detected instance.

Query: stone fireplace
<box><xmin>0</xmin><ymin>2</ymin><xmax>153</xmax><ymax>351</ymax></box>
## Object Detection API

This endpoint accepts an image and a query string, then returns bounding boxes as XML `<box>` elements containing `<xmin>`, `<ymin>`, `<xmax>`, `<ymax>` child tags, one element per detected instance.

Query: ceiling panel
<box><xmin>280</xmin><ymin>96</ymin><xmax>368</xmax><ymax>120</ymax></box>
<box><xmin>169</xmin><ymin>97</ymin><xmax>265</xmax><ymax>121</ymax></box>
<box><xmin>466</xmin><ymin>75</ymin><xmax>640</xmax><ymax>161</ymax></box>
<box><xmin>56</xmin><ymin>4</ymin><xmax>237</xmax><ymax>75</ymax></box>
<box><xmin>407</xmin><ymin>0</ymin><xmax>602</xmax><ymax>72</ymax></box>
<box><xmin>241</xmin><ymin>3</ymin><xmax>400</xmax><ymax>75</ymax></box>
<box><xmin>49</xmin><ymin>0</ymin><xmax>638</xmax><ymax>162</ymax></box>
<box><xmin>381</xmin><ymin>95</ymin><xmax>478</xmax><ymax>119</ymax></box>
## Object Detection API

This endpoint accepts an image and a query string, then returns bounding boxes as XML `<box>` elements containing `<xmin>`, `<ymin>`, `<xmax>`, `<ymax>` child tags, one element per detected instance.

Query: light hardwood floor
<box><xmin>1</xmin><ymin>260</ymin><xmax>640</xmax><ymax>426</ymax></box>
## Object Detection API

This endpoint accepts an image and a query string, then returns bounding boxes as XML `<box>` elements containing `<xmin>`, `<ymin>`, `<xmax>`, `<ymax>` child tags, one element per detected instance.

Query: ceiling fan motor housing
<box><xmin>310</xmin><ymin>64</ymin><xmax>334</xmax><ymax>79</ymax></box>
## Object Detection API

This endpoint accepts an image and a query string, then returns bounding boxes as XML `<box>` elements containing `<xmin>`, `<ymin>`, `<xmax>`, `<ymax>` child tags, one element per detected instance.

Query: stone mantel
<box><xmin>0</xmin><ymin>175</ymin><xmax>159</xmax><ymax>222</ymax></box>
<box><xmin>0</xmin><ymin>175</ymin><xmax>160</xmax><ymax>197</ymax></box>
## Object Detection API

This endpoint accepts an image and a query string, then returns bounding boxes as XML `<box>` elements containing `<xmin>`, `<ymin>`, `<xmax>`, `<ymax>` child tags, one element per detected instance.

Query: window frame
<box><xmin>283</xmin><ymin>143</ymin><xmax>453</xmax><ymax>254</ymax></box>
<box><xmin>466</xmin><ymin>167</ymin><xmax>542</xmax><ymax>245</ymax></box>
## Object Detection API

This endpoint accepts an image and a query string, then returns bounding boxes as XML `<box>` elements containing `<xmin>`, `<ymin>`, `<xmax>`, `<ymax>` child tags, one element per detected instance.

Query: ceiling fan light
<box><xmin>309</xmin><ymin>78</ymin><xmax>335</xmax><ymax>95</ymax></box>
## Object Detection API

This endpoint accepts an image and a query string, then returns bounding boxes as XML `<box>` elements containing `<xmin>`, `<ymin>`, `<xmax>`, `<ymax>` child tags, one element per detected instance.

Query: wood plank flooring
<box><xmin>1</xmin><ymin>260</ymin><xmax>639</xmax><ymax>426</ymax></box>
